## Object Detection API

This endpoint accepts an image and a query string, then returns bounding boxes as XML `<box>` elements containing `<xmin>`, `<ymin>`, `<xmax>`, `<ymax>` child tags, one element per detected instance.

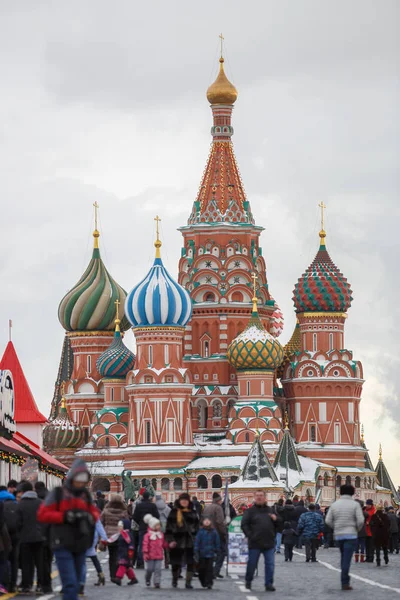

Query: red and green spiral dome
<box><xmin>293</xmin><ymin>231</ymin><xmax>353</xmax><ymax>313</ymax></box>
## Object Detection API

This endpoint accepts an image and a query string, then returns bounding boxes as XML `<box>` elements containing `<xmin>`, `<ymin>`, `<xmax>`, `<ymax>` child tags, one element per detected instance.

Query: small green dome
<box><xmin>228</xmin><ymin>308</ymin><xmax>284</xmax><ymax>370</ymax></box>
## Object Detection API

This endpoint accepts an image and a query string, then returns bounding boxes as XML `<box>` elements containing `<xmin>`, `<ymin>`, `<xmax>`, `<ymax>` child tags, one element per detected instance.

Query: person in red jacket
<box><xmin>37</xmin><ymin>459</ymin><xmax>99</xmax><ymax>600</ymax></box>
<box><xmin>363</xmin><ymin>499</ymin><xmax>376</xmax><ymax>563</ymax></box>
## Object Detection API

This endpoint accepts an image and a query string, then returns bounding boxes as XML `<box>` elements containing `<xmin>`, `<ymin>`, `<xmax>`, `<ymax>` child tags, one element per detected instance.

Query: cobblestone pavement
<box><xmin>12</xmin><ymin>548</ymin><xmax>400</xmax><ymax>600</ymax></box>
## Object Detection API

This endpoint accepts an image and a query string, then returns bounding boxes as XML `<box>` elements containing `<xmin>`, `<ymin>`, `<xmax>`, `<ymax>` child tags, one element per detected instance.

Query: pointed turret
<box><xmin>0</xmin><ymin>341</ymin><xmax>46</xmax><ymax>424</ymax></box>
<box><xmin>188</xmin><ymin>50</ymin><xmax>253</xmax><ymax>225</ymax></box>
<box><xmin>49</xmin><ymin>335</ymin><xmax>73</xmax><ymax>419</ymax></box>
<box><xmin>360</xmin><ymin>425</ymin><xmax>374</xmax><ymax>471</ymax></box>
<box><xmin>274</xmin><ymin>415</ymin><xmax>302</xmax><ymax>473</ymax></box>
<box><xmin>375</xmin><ymin>444</ymin><xmax>399</xmax><ymax>503</ymax></box>
<box><xmin>241</xmin><ymin>434</ymin><xmax>278</xmax><ymax>482</ymax></box>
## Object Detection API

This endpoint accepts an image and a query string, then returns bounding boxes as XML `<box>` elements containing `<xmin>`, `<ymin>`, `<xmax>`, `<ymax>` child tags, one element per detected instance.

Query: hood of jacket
<box><xmin>21</xmin><ymin>491</ymin><xmax>38</xmax><ymax>500</ymax></box>
<box><xmin>155</xmin><ymin>497</ymin><xmax>167</xmax><ymax>510</ymax></box>
<box><xmin>65</xmin><ymin>458</ymin><xmax>90</xmax><ymax>489</ymax></box>
<box><xmin>0</xmin><ymin>490</ymin><xmax>16</xmax><ymax>502</ymax></box>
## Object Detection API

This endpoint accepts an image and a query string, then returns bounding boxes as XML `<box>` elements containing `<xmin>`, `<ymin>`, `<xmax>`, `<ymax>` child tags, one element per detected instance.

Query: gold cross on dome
<box><xmin>93</xmin><ymin>201</ymin><xmax>99</xmax><ymax>230</ymax></box>
<box><xmin>318</xmin><ymin>201</ymin><xmax>326</xmax><ymax>231</ymax></box>
<box><xmin>154</xmin><ymin>215</ymin><xmax>161</xmax><ymax>240</ymax></box>
<box><xmin>114</xmin><ymin>299</ymin><xmax>120</xmax><ymax>321</ymax></box>
<box><xmin>219</xmin><ymin>33</ymin><xmax>224</xmax><ymax>58</ymax></box>
<box><xmin>251</xmin><ymin>271</ymin><xmax>258</xmax><ymax>297</ymax></box>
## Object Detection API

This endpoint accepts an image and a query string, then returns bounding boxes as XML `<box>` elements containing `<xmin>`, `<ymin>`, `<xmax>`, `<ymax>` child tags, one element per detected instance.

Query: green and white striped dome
<box><xmin>58</xmin><ymin>234</ymin><xmax>130</xmax><ymax>332</ymax></box>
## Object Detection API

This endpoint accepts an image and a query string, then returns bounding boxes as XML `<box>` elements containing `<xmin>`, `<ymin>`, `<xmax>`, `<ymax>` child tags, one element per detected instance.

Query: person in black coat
<box><xmin>282</xmin><ymin>521</ymin><xmax>297</xmax><ymax>562</ymax></box>
<box><xmin>2</xmin><ymin>494</ymin><xmax>18</xmax><ymax>592</ymax></box>
<box><xmin>132</xmin><ymin>491</ymin><xmax>159</xmax><ymax>568</ymax></box>
<box><xmin>17</xmin><ymin>481</ymin><xmax>45</xmax><ymax>593</ymax></box>
<box><xmin>241</xmin><ymin>490</ymin><xmax>277</xmax><ymax>592</ymax></box>
<box><xmin>165</xmin><ymin>493</ymin><xmax>199</xmax><ymax>589</ymax></box>
<box><xmin>272</xmin><ymin>499</ymin><xmax>285</xmax><ymax>553</ymax></box>
<box><xmin>294</xmin><ymin>500</ymin><xmax>307</xmax><ymax>548</ymax></box>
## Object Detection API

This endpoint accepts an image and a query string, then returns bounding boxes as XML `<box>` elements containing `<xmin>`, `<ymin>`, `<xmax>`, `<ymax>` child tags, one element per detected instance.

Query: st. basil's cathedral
<box><xmin>40</xmin><ymin>53</ymin><xmax>398</xmax><ymax>508</ymax></box>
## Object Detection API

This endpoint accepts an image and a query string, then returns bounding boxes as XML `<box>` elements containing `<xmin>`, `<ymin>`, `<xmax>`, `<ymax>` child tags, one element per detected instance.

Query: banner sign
<box><xmin>227</xmin><ymin>516</ymin><xmax>248</xmax><ymax>574</ymax></box>
<box><xmin>0</xmin><ymin>370</ymin><xmax>16</xmax><ymax>434</ymax></box>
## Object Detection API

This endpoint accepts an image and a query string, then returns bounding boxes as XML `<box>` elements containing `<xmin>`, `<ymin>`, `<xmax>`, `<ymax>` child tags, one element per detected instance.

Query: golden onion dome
<box><xmin>227</xmin><ymin>300</ymin><xmax>284</xmax><ymax>371</ymax></box>
<box><xmin>206</xmin><ymin>58</ymin><xmax>238</xmax><ymax>105</ymax></box>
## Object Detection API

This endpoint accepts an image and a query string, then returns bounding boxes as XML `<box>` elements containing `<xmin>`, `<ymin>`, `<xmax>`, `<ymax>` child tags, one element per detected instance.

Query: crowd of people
<box><xmin>0</xmin><ymin>460</ymin><xmax>398</xmax><ymax>599</ymax></box>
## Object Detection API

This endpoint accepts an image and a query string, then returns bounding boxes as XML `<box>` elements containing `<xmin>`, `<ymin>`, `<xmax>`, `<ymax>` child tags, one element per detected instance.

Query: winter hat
<box><xmin>376</xmin><ymin>503</ymin><xmax>384</xmax><ymax>511</ymax></box>
<box><xmin>285</xmin><ymin>499</ymin><xmax>293</xmax><ymax>505</ymax></box>
<box><xmin>66</xmin><ymin>459</ymin><xmax>90</xmax><ymax>484</ymax></box>
<box><xmin>366</xmin><ymin>499</ymin><xmax>374</xmax><ymax>506</ymax></box>
<box><xmin>283</xmin><ymin>521</ymin><xmax>291</xmax><ymax>528</ymax></box>
<box><xmin>139</xmin><ymin>487</ymin><xmax>146</xmax><ymax>497</ymax></box>
<box><xmin>144</xmin><ymin>513</ymin><xmax>160</xmax><ymax>530</ymax></box>
<box><xmin>155</xmin><ymin>492</ymin><xmax>162</xmax><ymax>499</ymax></box>
<box><xmin>142</xmin><ymin>490</ymin><xmax>150</xmax><ymax>500</ymax></box>
<box><xmin>122</xmin><ymin>518</ymin><xmax>131</xmax><ymax>529</ymax></box>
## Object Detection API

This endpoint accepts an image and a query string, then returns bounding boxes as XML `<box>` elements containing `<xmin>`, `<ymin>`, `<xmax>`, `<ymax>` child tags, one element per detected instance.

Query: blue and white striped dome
<box><xmin>125</xmin><ymin>257</ymin><xmax>192</xmax><ymax>328</ymax></box>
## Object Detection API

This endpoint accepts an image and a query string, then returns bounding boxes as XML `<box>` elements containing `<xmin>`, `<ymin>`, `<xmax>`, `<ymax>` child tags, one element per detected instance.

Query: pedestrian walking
<box><xmin>202</xmin><ymin>492</ymin><xmax>227</xmax><ymax>579</ymax></box>
<box><xmin>154</xmin><ymin>492</ymin><xmax>171</xmax><ymax>567</ymax></box>
<box><xmin>16</xmin><ymin>481</ymin><xmax>45</xmax><ymax>594</ymax></box>
<box><xmin>272</xmin><ymin>499</ymin><xmax>285</xmax><ymax>554</ymax></box>
<box><xmin>0</xmin><ymin>502</ymin><xmax>11</xmax><ymax>595</ymax></box>
<box><xmin>165</xmin><ymin>493</ymin><xmax>199</xmax><ymax>589</ymax></box>
<box><xmin>282</xmin><ymin>521</ymin><xmax>297</xmax><ymax>562</ymax></box>
<box><xmin>37</xmin><ymin>459</ymin><xmax>99</xmax><ymax>600</ymax></box>
<box><xmin>295</xmin><ymin>499</ymin><xmax>307</xmax><ymax>548</ymax></box>
<box><xmin>363</xmin><ymin>499</ymin><xmax>376</xmax><ymax>562</ymax></box>
<box><xmin>34</xmin><ymin>483</ymin><xmax>53</xmax><ymax>594</ymax></box>
<box><xmin>297</xmin><ymin>503</ymin><xmax>324</xmax><ymax>563</ymax></box>
<box><xmin>194</xmin><ymin>517</ymin><xmax>220</xmax><ymax>590</ymax></box>
<box><xmin>325</xmin><ymin>484</ymin><xmax>364</xmax><ymax>591</ymax></box>
<box><xmin>354</xmin><ymin>500</ymin><xmax>366</xmax><ymax>563</ymax></box>
<box><xmin>142</xmin><ymin>514</ymin><xmax>168</xmax><ymax>588</ymax></box>
<box><xmin>323</xmin><ymin>507</ymin><xmax>333</xmax><ymax>548</ymax></box>
<box><xmin>387</xmin><ymin>507</ymin><xmax>399</xmax><ymax>554</ymax></box>
<box><xmin>241</xmin><ymin>490</ymin><xmax>277</xmax><ymax>592</ymax></box>
<box><xmin>132</xmin><ymin>490</ymin><xmax>159</xmax><ymax>568</ymax></box>
<box><xmin>101</xmin><ymin>493</ymin><xmax>128</xmax><ymax>579</ymax></box>
<box><xmin>80</xmin><ymin>519</ymin><xmax>108</xmax><ymax>592</ymax></box>
<box><xmin>370</xmin><ymin>504</ymin><xmax>390</xmax><ymax>566</ymax></box>
<box><xmin>2</xmin><ymin>487</ymin><xmax>19</xmax><ymax>592</ymax></box>
<box><xmin>112</xmin><ymin>519</ymin><xmax>138</xmax><ymax>586</ymax></box>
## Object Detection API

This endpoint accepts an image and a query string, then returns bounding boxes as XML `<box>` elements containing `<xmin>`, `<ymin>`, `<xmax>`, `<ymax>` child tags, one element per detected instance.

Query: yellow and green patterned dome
<box><xmin>227</xmin><ymin>299</ymin><xmax>284</xmax><ymax>371</ymax></box>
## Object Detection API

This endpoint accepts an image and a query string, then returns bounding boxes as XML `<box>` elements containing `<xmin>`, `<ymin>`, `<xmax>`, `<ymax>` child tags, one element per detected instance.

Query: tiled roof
<box><xmin>0</xmin><ymin>342</ymin><xmax>46</xmax><ymax>424</ymax></box>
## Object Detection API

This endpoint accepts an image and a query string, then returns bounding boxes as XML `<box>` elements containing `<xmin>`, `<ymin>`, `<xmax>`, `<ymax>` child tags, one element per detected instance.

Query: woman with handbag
<box><xmin>100</xmin><ymin>494</ymin><xmax>128</xmax><ymax>579</ymax></box>
<box><xmin>165</xmin><ymin>493</ymin><xmax>199</xmax><ymax>589</ymax></box>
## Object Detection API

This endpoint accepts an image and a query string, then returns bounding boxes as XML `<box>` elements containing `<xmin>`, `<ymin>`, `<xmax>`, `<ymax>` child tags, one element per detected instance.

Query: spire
<box><xmin>93</xmin><ymin>201</ymin><xmax>100</xmax><ymax>249</ymax></box>
<box><xmin>360</xmin><ymin>426</ymin><xmax>374</xmax><ymax>471</ymax></box>
<box><xmin>188</xmin><ymin>44</ymin><xmax>253</xmax><ymax>226</ymax></box>
<box><xmin>274</xmin><ymin>424</ymin><xmax>302</xmax><ymax>473</ymax></box>
<box><xmin>154</xmin><ymin>215</ymin><xmax>162</xmax><ymax>259</ymax></box>
<box><xmin>251</xmin><ymin>272</ymin><xmax>258</xmax><ymax>314</ymax></box>
<box><xmin>360</xmin><ymin>423</ymin><xmax>364</xmax><ymax>443</ymax></box>
<box><xmin>318</xmin><ymin>201</ymin><xmax>326</xmax><ymax>248</ymax></box>
<box><xmin>114</xmin><ymin>299</ymin><xmax>121</xmax><ymax>333</ymax></box>
<box><xmin>49</xmin><ymin>334</ymin><xmax>73</xmax><ymax>419</ymax></box>
<box><xmin>375</xmin><ymin>444</ymin><xmax>400</xmax><ymax>504</ymax></box>
<box><xmin>241</xmin><ymin>435</ymin><xmax>278</xmax><ymax>482</ymax></box>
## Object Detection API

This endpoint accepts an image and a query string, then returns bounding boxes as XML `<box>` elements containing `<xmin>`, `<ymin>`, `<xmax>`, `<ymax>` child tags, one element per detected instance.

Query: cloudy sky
<box><xmin>0</xmin><ymin>1</ymin><xmax>398</xmax><ymax>483</ymax></box>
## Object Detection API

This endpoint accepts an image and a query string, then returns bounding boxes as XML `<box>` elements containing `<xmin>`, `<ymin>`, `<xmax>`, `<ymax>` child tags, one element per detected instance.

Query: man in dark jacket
<box><xmin>34</xmin><ymin>483</ymin><xmax>52</xmax><ymax>593</ymax></box>
<box><xmin>297</xmin><ymin>503</ymin><xmax>324</xmax><ymax>562</ymax></box>
<box><xmin>272</xmin><ymin>498</ymin><xmax>285</xmax><ymax>553</ymax></box>
<box><xmin>3</xmin><ymin>491</ymin><xmax>19</xmax><ymax>592</ymax></box>
<box><xmin>132</xmin><ymin>490</ymin><xmax>159</xmax><ymax>568</ymax></box>
<box><xmin>241</xmin><ymin>490</ymin><xmax>277</xmax><ymax>592</ymax></box>
<box><xmin>17</xmin><ymin>481</ymin><xmax>45</xmax><ymax>593</ymax></box>
<box><xmin>38</xmin><ymin>459</ymin><xmax>99</xmax><ymax>600</ymax></box>
<box><xmin>203</xmin><ymin>493</ymin><xmax>227</xmax><ymax>579</ymax></box>
<box><xmin>295</xmin><ymin>499</ymin><xmax>307</xmax><ymax>548</ymax></box>
<box><xmin>387</xmin><ymin>508</ymin><xmax>399</xmax><ymax>554</ymax></box>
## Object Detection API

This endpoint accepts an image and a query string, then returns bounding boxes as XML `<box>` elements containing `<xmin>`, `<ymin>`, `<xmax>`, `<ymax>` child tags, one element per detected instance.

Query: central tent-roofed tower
<box><xmin>178</xmin><ymin>51</ymin><xmax>283</xmax><ymax>434</ymax></box>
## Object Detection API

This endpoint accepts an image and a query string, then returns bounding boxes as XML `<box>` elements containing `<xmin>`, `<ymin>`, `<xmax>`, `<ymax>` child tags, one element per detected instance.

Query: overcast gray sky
<box><xmin>0</xmin><ymin>1</ymin><xmax>398</xmax><ymax>483</ymax></box>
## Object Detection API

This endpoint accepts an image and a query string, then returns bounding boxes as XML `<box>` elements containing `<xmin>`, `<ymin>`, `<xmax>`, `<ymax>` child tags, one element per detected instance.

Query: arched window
<box><xmin>173</xmin><ymin>477</ymin><xmax>183</xmax><ymax>491</ymax></box>
<box><xmin>246</xmin><ymin>381</ymin><xmax>251</xmax><ymax>396</ymax></box>
<box><xmin>324</xmin><ymin>472</ymin><xmax>329</xmax><ymax>487</ymax></box>
<box><xmin>205</xmin><ymin>292</ymin><xmax>215</xmax><ymax>302</ymax></box>
<box><xmin>336</xmin><ymin>475</ymin><xmax>342</xmax><ymax>487</ymax></box>
<box><xmin>197</xmin><ymin>400</ymin><xmax>208</xmax><ymax>428</ymax></box>
<box><xmin>309</xmin><ymin>425</ymin><xmax>316</xmax><ymax>442</ymax></box>
<box><xmin>345</xmin><ymin>476</ymin><xmax>352</xmax><ymax>486</ymax></box>
<box><xmin>203</xmin><ymin>340</ymin><xmax>210</xmax><ymax>358</ymax></box>
<box><xmin>145</xmin><ymin>421</ymin><xmax>151</xmax><ymax>444</ymax></box>
<box><xmin>141</xmin><ymin>478</ymin><xmax>148</xmax><ymax>487</ymax></box>
<box><xmin>231</xmin><ymin>476</ymin><xmax>239</xmax><ymax>484</ymax></box>
<box><xmin>211</xmin><ymin>474</ymin><xmax>222</xmax><ymax>489</ymax></box>
<box><xmin>110</xmin><ymin>387</ymin><xmax>114</xmax><ymax>402</ymax></box>
<box><xmin>368</xmin><ymin>477</ymin><xmax>372</xmax><ymax>489</ymax></box>
<box><xmin>161</xmin><ymin>478</ymin><xmax>170</xmax><ymax>491</ymax></box>
<box><xmin>329</xmin><ymin>333</ymin><xmax>334</xmax><ymax>350</ymax></box>
<box><xmin>164</xmin><ymin>344</ymin><xmax>169</xmax><ymax>365</ymax></box>
<box><xmin>151</xmin><ymin>478</ymin><xmax>158</xmax><ymax>490</ymax></box>
<box><xmin>197</xmin><ymin>475</ymin><xmax>208</xmax><ymax>489</ymax></box>
<box><xmin>355</xmin><ymin>476</ymin><xmax>361</xmax><ymax>488</ymax></box>
<box><xmin>148</xmin><ymin>345</ymin><xmax>153</xmax><ymax>366</ymax></box>
<box><xmin>105</xmin><ymin>436</ymin><xmax>110</xmax><ymax>448</ymax></box>
<box><xmin>261</xmin><ymin>380</ymin><xmax>265</xmax><ymax>396</ymax></box>
<box><xmin>245</xmin><ymin>432</ymin><xmax>250</xmax><ymax>443</ymax></box>
<box><xmin>364</xmin><ymin>477</ymin><xmax>368</xmax><ymax>488</ymax></box>
<box><xmin>231</xmin><ymin>291</ymin><xmax>243</xmax><ymax>302</ymax></box>
<box><xmin>313</xmin><ymin>333</ymin><xmax>317</xmax><ymax>352</ymax></box>
<box><xmin>87</xmin><ymin>355</ymin><xmax>91</xmax><ymax>374</ymax></box>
